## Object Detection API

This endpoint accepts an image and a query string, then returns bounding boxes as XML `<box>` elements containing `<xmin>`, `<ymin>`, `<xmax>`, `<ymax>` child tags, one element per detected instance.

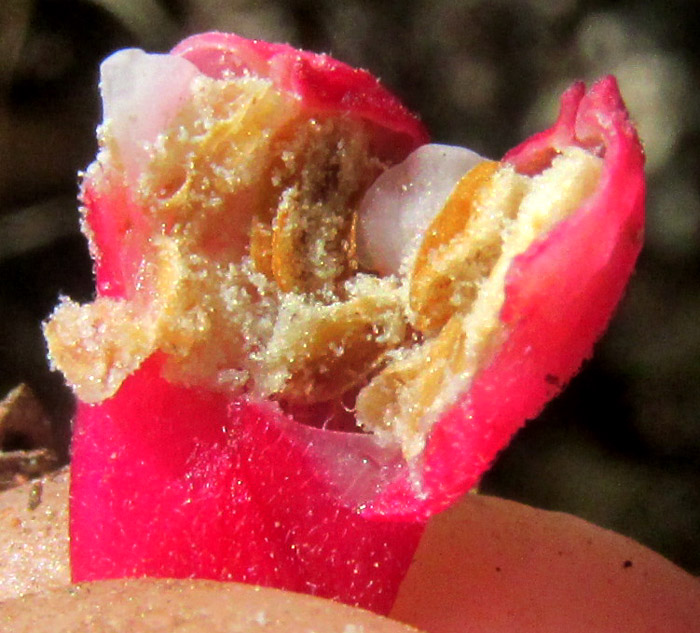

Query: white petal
<box><xmin>99</xmin><ymin>48</ymin><xmax>200</xmax><ymax>180</ymax></box>
<box><xmin>357</xmin><ymin>144</ymin><xmax>486</xmax><ymax>276</ymax></box>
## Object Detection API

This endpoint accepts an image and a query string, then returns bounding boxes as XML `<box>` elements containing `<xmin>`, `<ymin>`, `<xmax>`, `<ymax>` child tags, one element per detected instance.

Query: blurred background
<box><xmin>1</xmin><ymin>0</ymin><xmax>698</xmax><ymax>573</ymax></box>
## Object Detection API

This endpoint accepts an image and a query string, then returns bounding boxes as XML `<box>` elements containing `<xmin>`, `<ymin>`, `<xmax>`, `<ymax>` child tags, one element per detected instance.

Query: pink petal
<box><xmin>366</xmin><ymin>76</ymin><xmax>644</xmax><ymax>518</ymax></box>
<box><xmin>171</xmin><ymin>32</ymin><xmax>429</xmax><ymax>162</ymax></box>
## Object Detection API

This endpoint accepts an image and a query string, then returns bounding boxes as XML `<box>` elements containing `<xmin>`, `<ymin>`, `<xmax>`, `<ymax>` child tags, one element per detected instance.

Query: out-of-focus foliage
<box><xmin>0</xmin><ymin>0</ymin><xmax>698</xmax><ymax>572</ymax></box>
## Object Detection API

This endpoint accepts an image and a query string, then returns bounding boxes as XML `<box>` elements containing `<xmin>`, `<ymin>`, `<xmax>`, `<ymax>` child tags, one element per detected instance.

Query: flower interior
<box><xmin>45</xmin><ymin>50</ymin><xmax>602</xmax><ymax>460</ymax></box>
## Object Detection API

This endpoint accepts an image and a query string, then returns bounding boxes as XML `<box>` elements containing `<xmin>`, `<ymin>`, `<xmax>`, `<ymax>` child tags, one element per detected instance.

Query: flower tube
<box><xmin>44</xmin><ymin>32</ymin><xmax>644</xmax><ymax>614</ymax></box>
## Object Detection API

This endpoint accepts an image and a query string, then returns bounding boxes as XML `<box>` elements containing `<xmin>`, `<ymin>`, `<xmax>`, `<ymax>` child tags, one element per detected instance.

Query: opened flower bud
<box><xmin>44</xmin><ymin>32</ymin><xmax>644</xmax><ymax>614</ymax></box>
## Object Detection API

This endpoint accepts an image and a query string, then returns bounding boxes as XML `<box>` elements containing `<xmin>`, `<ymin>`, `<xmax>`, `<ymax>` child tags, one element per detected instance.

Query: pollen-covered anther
<box><xmin>43</xmin><ymin>297</ymin><xmax>156</xmax><ymax>403</ymax></box>
<box><xmin>410</xmin><ymin>160</ymin><xmax>508</xmax><ymax>333</ymax></box>
<box><xmin>258</xmin><ymin>279</ymin><xmax>407</xmax><ymax>404</ymax></box>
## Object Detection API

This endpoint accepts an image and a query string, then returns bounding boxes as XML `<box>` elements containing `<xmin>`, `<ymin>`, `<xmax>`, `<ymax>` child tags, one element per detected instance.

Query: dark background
<box><xmin>1</xmin><ymin>0</ymin><xmax>698</xmax><ymax>573</ymax></box>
